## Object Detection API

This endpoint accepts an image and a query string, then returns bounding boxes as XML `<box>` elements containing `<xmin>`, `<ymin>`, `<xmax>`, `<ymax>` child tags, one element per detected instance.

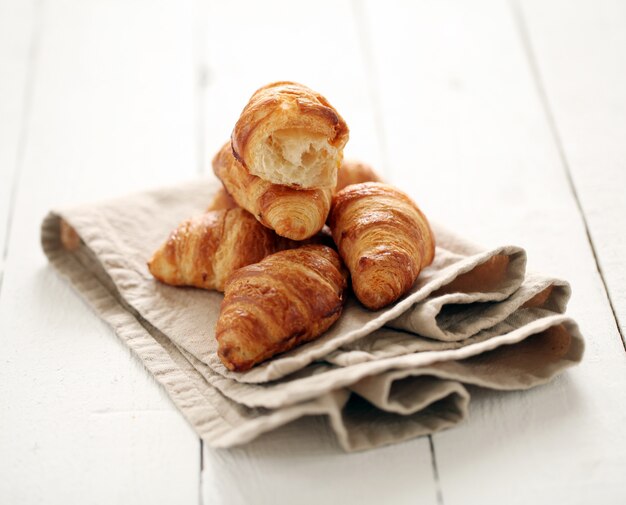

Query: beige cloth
<box><xmin>41</xmin><ymin>180</ymin><xmax>584</xmax><ymax>452</ymax></box>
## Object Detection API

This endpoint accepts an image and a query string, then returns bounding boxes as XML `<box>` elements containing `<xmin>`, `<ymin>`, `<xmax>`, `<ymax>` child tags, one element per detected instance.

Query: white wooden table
<box><xmin>1</xmin><ymin>0</ymin><xmax>625</xmax><ymax>503</ymax></box>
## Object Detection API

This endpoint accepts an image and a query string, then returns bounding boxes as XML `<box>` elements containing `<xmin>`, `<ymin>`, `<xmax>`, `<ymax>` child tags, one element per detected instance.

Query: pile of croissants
<box><xmin>148</xmin><ymin>82</ymin><xmax>435</xmax><ymax>372</ymax></box>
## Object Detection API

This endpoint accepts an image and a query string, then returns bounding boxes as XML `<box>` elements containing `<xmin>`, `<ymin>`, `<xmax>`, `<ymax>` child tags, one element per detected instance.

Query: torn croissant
<box><xmin>216</xmin><ymin>245</ymin><xmax>348</xmax><ymax>371</ymax></box>
<box><xmin>329</xmin><ymin>182</ymin><xmax>435</xmax><ymax>310</ymax></box>
<box><xmin>148</xmin><ymin>208</ymin><xmax>297</xmax><ymax>292</ymax></box>
<box><xmin>212</xmin><ymin>142</ymin><xmax>332</xmax><ymax>241</ymax></box>
<box><xmin>231</xmin><ymin>81</ymin><xmax>349</xmax><ymax>189</ymax></box>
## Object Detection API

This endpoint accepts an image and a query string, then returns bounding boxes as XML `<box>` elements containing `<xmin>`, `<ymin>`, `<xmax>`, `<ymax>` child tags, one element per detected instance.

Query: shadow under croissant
<box><xmin>432</xmin><ymin>254</ymin><xmax>513</xmax><ymax>295</ymax></box>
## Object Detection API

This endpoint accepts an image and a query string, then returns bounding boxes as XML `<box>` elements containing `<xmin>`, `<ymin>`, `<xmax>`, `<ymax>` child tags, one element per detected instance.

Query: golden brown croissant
<box><xmin>148</xmin><ymin>208</ymin><xmax>296</xmax><ymax>292</ymax></box>
<box><xmin>231</xmin><ymin>81</ymin><xmax>349</xmax><ymax>189</ymax></box>
<box><xmin>329</xmin><ymin>182</ymin><xmax>435</xmax><ymax>310</ymax></box>
<box><xmin>216</xmin><ymin>245</ymin><xmax>348</xmax><ymax>371</ymax></box>
<box><xmin>207</xmin><ymin>158</ymin><xmax>378</xmax><ymax>214</ymax></box>
<box><xmin>212</xmin><ymin>142</ymin><xmax>332</xmax><ymax>241</ymax></box>
<box><xmin>336</xmin><ymin>160</ymin><xmax>382</xmax><ymax>192</ymax></box>
<box><xmin>206</xmin><ymin>187</ymin><xmax>237</xmax><ymax>211</ymax></box>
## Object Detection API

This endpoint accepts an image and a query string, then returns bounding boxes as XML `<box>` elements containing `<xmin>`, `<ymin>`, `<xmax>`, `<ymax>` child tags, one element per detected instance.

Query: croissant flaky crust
<box><xmin>336</xmin><ymin>160</ymin><xmax>382</xmax><ymax>192</ymax></box>
<box><xmin>212</xmin><ymin>142</ymin><xmax>332</xmax><ymax>241</ymax></box>
<box><xmin>210</xmin><ymin>158</ymin><xmax>381</xmax><ymax>215</ymax></box>
<box><xmin>216</xmin><ymin>245</ymin><xmax>348</xmax><ymax>371</ymax></box>
<box><xmin>231</xmin><ymin>81</ymin><xmax>349</xmax><ymax>189</ymax></box>
<box><xmin>148</xmin><ymin>208</ymin><xmax>296</xmax><ymax>292</ymax></box>
<box><xmin>329</xmin><ymin>182</ymin><xmax>435</xmax><ymax>310</ymax></box>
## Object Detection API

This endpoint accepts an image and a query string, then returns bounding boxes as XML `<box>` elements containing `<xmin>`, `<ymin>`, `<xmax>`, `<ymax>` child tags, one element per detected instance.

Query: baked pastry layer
<box><xmin>216</xmin><ymin>245</ymin><xmax>348</xmax><ymax>371</ymax></box>
<box><xmin>231</xmin><ymin>82</ymin><xmax>349</xmax><ymax>189</ymax></box>
<box><xmin>148</xmin><ymin>208</ymin><xmax>297</xmax><ymax>292</ymax></box>
<box><xmin>213</xmin><ymin>142</ymin><xmax>332</xmax><ymax>241</ymax></box>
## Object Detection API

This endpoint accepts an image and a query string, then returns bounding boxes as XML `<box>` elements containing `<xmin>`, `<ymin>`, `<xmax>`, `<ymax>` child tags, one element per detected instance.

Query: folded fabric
<box><xmin>389</xmin><ymin>272</ymin><xmax>570</xmax><ymax>341</ymax></box>
<box><xmin>41</xmin><ymin>180</ymin><xmax>584</xmax><ymax>452</ymax></box>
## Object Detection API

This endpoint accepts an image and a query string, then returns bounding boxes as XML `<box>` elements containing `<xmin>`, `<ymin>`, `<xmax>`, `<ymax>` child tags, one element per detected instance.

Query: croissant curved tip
<box><xmin>270</xmin><ymin>219</ymin><xmax>317</xmax><ymax>241</ymax></box>
<box><xmin>352</xmin><ymin>249</ymin><xmax>421</xmax><ymax>311</ymax></box>
<box><xmin>217</xmin><ymin>347</ymin><xmax>241</xmax><ymax>371</ymax></box>
<box><xmin>217</xmin><ymin>331</ymin><xmax>256</xmax><ymax>372</ymax></box>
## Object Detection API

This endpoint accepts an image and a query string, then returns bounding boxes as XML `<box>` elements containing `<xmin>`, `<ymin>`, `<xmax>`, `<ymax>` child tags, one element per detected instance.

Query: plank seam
<box><xmin>0</xmin><ymin>0</ymin><xmax>44</xmax><ymax>297</ymax></box>
<box><xmin>428</xmin><ymin>435</ymin><xmax>445</xmax><ymax>505</ymax></box>
<box><xmin>510</xmin><ymin>0</ymin><xmax>626</xmax><ymax>351</ymax></box>
<box><xmin>351</xmin><ymin>0</ymin><xmax>391</xmax><ymax>178</ymax></box>
<box><xmin>199</xmin><ymin>439</ymin><xmax>204</xmax><ymax>505</ymax></box>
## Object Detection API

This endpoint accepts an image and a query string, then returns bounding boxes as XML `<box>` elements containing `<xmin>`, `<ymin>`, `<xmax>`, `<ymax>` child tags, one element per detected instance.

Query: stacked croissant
<box><xmin>148</xmin><ymin>82</ymin><xmax>435</xmax><ymax>372</ymax></box>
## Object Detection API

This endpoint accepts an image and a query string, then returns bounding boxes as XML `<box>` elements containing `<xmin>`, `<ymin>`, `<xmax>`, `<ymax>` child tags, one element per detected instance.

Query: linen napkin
<box><xmin>41</xmin><ymin>180</ymin><xmax>584</xmax><ymax>451</ymax></box>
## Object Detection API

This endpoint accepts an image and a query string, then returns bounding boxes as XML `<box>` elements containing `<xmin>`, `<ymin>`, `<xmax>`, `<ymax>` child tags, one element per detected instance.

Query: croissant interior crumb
<box><xmin>252</xmin><ymin>128</ymin><xmax>338</xmax><ymax>188</ymax></box>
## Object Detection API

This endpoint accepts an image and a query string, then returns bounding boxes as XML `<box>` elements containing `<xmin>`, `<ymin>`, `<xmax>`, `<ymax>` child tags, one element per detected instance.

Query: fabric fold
<box><xmin>389</xmin><ymin>273</ymin><xmax>570</xmax><ymax>341</ymax></box>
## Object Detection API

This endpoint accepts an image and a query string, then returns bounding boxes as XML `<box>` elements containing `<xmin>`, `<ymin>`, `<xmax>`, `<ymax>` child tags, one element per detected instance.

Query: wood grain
<box><xmin>0</xmin><ymin>0</ymin><xmax>37</xmax><ymax>280</ymax></box>
<box><xmin>203</xmin><ymin>416</ymin><xmax>440</xmax><ymax>505</ymax></box>
<box><xmin>520</xmin><ymin>0</ymin><xmax>626</xmax><ymax>348</ymax></box>
<box><xmin>362</xmin><ymin>0</ymin><xmax>626</xmax><ymax>503</ymax></box>
<box><xmin>0</xmin><ymin>1</ymin><xmax>200</xmax><ymax>503</ymax></box>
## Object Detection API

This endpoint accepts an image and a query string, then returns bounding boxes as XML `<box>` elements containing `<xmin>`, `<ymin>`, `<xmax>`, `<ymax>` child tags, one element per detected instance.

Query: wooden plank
<box><xmin>0</xmin><ymin>0</ymin><xmax>36</xmax><ymax>278</ymax></box>
<box><xmin>201</xmin><ymin>1</ymin><xmax>438</xmax><ymax>503</ymax></box>
<box><xmin>0</xmin><ymin>0</ymin><xmax>200</xmax><ymax>503</ymax></box>
<box><xmin>203</xmin><ymin>417</ymin><xmax>438</xmax><ymax>505</ymax></box>
<box><xmin>519</xmin><ymin>0</ymin><xmax>626</xmax><ymax>347</ymax></box>
<box><xmin>362</xmin><ymin>0</ymin><xmax>626</xmax><ymax>503</ymax></box>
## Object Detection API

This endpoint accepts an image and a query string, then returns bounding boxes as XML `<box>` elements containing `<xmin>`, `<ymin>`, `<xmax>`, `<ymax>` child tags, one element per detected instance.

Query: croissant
<box><xmin>208</xmin><ymin>158</ymin><xmax>379</xmax><ymax>214</ymax></box>
<box><xmin>336</xmin><ymin>160</ymin><xmax>382</xmax><ymax>192</ymax></box>
<box><xmin>148</xmin><ymin>208</ymin><xmax>296</xmax><ymax>292</ymax></box>
<box><xmin>231</xmin><ymin>81</ymin><xmax>349</xmax><ymax>189</ymax></box>
<box><xmin>212</xmin><ymin>142</ymin><xmax>332</xmax><ymax>240</ymax></box>
<box><xmin>216</xmin><ymin>245</ymin><xmax>348</xmax><ymax>371</ymax></box>
<box><xmin>329</xmin><ymin>182</ymin><xmax>435</xmax><ymax>310</ymax></box>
